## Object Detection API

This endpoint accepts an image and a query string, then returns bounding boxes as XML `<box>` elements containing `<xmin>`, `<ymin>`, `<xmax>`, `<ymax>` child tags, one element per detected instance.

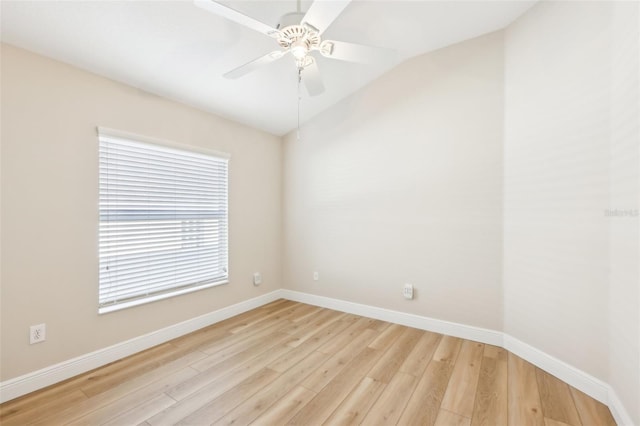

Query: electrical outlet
<box><xmin>30</xmin><ymin>323</ymin><xmax>46</xmax><ymax>344</ymax></box>
<box><xmin>253</xmin><ymin>272</ymin><xmax>262</xmax><ymax>286</ymax></box>
<box><xmin>403</xmin><ymin>283</ymin><xmax>414</xmax><ymax>300</ymax></box>
<box><xmin>313</xmin><ymin>271</ymin><xmax>319</xmax><ymax>281</ymax></box>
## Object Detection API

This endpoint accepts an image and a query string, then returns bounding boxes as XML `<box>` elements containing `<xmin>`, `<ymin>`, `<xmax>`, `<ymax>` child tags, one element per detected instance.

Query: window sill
<box><xmin>98</xmin><ymin>279</ymin><xmax>229</xmax><ymax>315</ymax></box>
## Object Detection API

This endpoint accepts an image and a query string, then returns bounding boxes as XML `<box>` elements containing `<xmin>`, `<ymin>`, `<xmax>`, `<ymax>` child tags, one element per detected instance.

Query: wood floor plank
<box><xmin>366</xmin><ymin>326</ymin><xmax>423</xmax><ymax>384</ymax></box>
<box><xmin>360</xmin><ymin>371</ymin><xmax>417</xmax><ymax>426</ymax></box>
<box><xmin>277</xmin><ymin>306</ymin><xmax>340</xmax><ymax>334</ymax></box>
<box><xmin>268</xmin><ymin>317</ymin><xmax>354</xmax><ymax>373</ymax></box>
<box><xmin>535</xmin><ymin>369</ymin><xmax>582</xmax><ymax>426</ymax></box>
<box><xmin>398</xmin><ymin>330</ymin><xmax>442</xmax><ymax>377</ymax></box>
<box><xmin>213</xmin><ymin>351</ymin><xmax>327</xmax><ymax>426</ymax></box>
<box><xmin>171</xmin><ymin>327</ymin><xmax>234</xmax><ymax>353</ymax></box>
<box><xmin>290</xmin><ymin>304</ymin><xmax>324</xmax><ymax>322</ymax></box>
<box><xmin>149</xmin><ymin>366</ymin><xmax>279</xmax><ymax>425</ymax></box>
<box><xmin>76</xmin><ymin>342</ymin><xmax>171</xmax><ymax>384</ymax></box>
<box><xmin>226</xmin><ymin>310</ymin><xmax>291</xmax><ymax>337</ymax></box>
<box><xmin>29</xmin><ymin>351</ymin><xmax>205</xmax><ymax>425</ymax></box>
<box><xmin>0</xmin><ymin>302</ymin><xmax>614</xmax><ymax>426</ymax></box>
<box><xmin>397</xmin><ymin>336</ymin><xmax>462</xmax><ymax>426</ymax></box>
<box><xmin>397</xmin><ymin>360</ymin><xmax>455</xmax><ymax>426</ymax></box>
<box><xmin>257</xmin><ymin>298</ymin><xmax>292</xmax><ymax>310</ymax></box>
<box><xmin>508</xmin><ymin>353</ymin><xmax>544</xmax><ymax>426</ymax></box>
<box><xmin>483</xmin><ymin>344</ymin><xmax>505</xmax><ymax>360</ymax></box>
<box><xmin>165</xmin><ymin>334</ymin><xmax>293</xmax><ymax>402</ymax></box>
<box><xmin>101</xmin><ymin>393</ymin><xmax>176</xmax><ymax>426</ymax></box>
<box><xmin>198</xmin><ymin>313</ymin><xmax>295</xmax><ymax>355</ymax></box>
<box><xmin>544</xmin><ymin>418</ymin><xmax>574</xmax><ymax>426</ymax></box>
<box><xmin>227</xmin><ymin>301</ymin><xmax>301</xmax><ymax>334</ymax></box>
<box><xmin>434</xmin><ymin>335</ymin><xmax>465</xmax><ymax>364</ymax></box>
<box><xmin>175</xmin><ymin>368</ymin><xmax>280</xmax><ymax>425</ymax></box>
<box><xmin>169</xmin><ymin>301</ymin><xmax>294</xmax><ymax>351</ymax></box>
<box><xmin>322</xmin><ymin>376</ymin><xmax>386</xmax><ymax>425</ymax></box>
<box><xmin>471</xmin><ymin>346</ymin><xmax>508</xmax><ymax>426</ymax></box>
<box><xmin>569</xmin><ymin>386</ymin><xmax>616</xmax><ymax>426</ymax></box>
<box><xmin>441</xmin><ymin>340</ymin><xmax>484</xmax><ymax>418</ymax></box>
<box><xmin>0</xmin><ymin>373</ymin><xmax>89</xmax><ymax>422</ymax></box>
<box><xmin>258</xmin><ymin>299</ymin><xmax>301</xmax><ymax>315</ymax></box>
<box><xmin>192</xmin><ymin>330</ymin><xmax>291</xmax><ymax>372</ymax></box>
<box><xmin>79</xmin><ymin>343</ymin><xmax>189</xmax><ymax>398</ymax></box>
<box><xmin>232</xmin><ymin>301</ymin><xmax>306</xmax><ymax>336</ymax></box>
<box><xmin>250</xmin><ymin>385</ymin><xmax>317</xmax><ymax>425</ymax></box>
<box><xmin>64</xmin><ymin>367</ymin><xmax>198</xmax><ymax>426</ymax></box>
<box><xmin>303</xmin><ymin>328</ymin><xmax>378</xmax><ymax>392</ymax></box>
<box><xmin>286</xmin><ymin>347</ymin><xmax>383</xmax><ymax>425</ymax></box>
<box><xmin>0</xmin><ymin>389</ymin><xmax>88</xmax><ymax>426</ymax></box>
<box><xmin>285</xmin><ymin>310</ymin><xmax>347</xmax><ymax>348</ymax></box>
<box><xmin>316</xmin><ymin>315</ymin><xmax>378</xmax><ymax>355</ymax></box>
<box><xmin>435</xmin><ymin>408</ymin><xmax>472</xmax><ymax>426</ymax></box>
<box><xmin>367</xmin><ymin>323</ymin><xmax>404</xmax><ymax>350</ymax></box>
<box><xmin>368</xmin><ymin>319</ymin><xmax>391</xmax><ymax>332</ymax></box>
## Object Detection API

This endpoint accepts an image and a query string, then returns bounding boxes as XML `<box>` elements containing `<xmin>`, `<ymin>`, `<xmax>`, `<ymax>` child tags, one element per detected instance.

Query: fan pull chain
<box><xmin>297</xmin><ymin>66</ymin><xmax>302</xmax><ymax>142</ymax></box>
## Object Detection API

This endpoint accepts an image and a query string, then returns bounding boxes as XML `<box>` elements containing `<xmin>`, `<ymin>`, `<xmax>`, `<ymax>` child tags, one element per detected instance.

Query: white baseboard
<box><xmin>0</xmin><ymin>290</ymin><xmax>284</xmax><ymax>404</ymax></box>
<box><xmin>1</xmin><ymin>289</ymin><xmax>635</xmax><ymax>425</ymax></box>
<box><xmin>503</xmin><ymin>336</ymin><xmax>635</xmax><ymax>425</ymax></box>
<box><xmin>503</xmin><ymin>334</ymin><xmax>610</xmax><ymax>402</ymax></box>
<box><xmin>608</xmin><ymin>387</ymin><xmax>636</xmax><ymax>426</ymax></box>
<box><xmin>279</xmin><ymin>289</ymin><xmax>504</xmax><ymax>346</ymax></box>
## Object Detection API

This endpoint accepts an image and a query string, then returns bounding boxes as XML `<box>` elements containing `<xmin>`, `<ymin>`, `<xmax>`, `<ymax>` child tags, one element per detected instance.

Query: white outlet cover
<box><xmin>30</xmin><ymin>323</ymin><xmax>46</xmax><ymax>344</ymax></box>
<box><xmin>253</xmin><ymin>272</ymin><xmax>262</xmax><ymax>286</ymax></box>
<box><xmin>403</xmin><ymin>284</ymin><xmax>414</xmax><ymax>300</ymax></box>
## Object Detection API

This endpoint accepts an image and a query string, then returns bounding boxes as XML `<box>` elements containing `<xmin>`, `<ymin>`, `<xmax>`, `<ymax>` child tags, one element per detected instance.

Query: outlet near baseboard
<box><xmin>403</xmin><ymin>283</ymin><xmax>414</xmax><ymax>300</ymax></box>
<box><xmin>30</xmin><ymin>324</ymin><xmax>46</xmax><ymax>344</ymax></box>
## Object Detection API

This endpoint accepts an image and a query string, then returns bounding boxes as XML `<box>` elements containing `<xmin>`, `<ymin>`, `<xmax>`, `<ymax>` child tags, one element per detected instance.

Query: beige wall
<box><xmin>504</xmin><ymin>0</ymin><xmax>611</xmax><ymax>381</ymax></box>
<box><xmin>609</xmin><ymin>1</ymin><xmax>640</xmax><ymax>423</ymax></box>
<box><xmin>0</xmin><ymin>44</ymin><xmax>283</xmax><ymax>381</ymax></box>
<box><xmin>283</xmin><ymin>32</ymin><xmax>505</xmax><ymax>331</ymax></box>
<box><xmin>505</xmin><ymin>1</ymin><xmax>639</xmax><ymax>423</ymax></box>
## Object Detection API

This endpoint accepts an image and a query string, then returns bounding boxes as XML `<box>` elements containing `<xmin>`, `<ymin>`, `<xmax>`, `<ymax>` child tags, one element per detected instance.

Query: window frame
<box><xmin>97</xmin><ymin>127</ymin><xmax>230</xmax><ymax>314</ymax></box>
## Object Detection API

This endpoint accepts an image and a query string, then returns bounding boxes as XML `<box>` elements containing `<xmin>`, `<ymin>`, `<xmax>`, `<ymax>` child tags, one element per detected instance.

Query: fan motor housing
<box><xmin>275</xmin><ymin>12</ymin><xmax>321</xmax><ymax>51</ymax></box>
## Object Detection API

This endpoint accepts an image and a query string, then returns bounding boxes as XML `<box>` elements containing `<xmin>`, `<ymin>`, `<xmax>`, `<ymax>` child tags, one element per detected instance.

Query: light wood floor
<box><xmin>0</xmin><ymin>299</ymin><xmax>616</xmax><ymax>426</ymax></box>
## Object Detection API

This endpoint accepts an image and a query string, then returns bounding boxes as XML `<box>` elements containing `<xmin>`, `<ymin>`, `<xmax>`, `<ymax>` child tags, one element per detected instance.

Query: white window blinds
<box><xmin>98</xmin><ymin>131</ymin><xmax>229</xmax><ymax>313</ymax></box>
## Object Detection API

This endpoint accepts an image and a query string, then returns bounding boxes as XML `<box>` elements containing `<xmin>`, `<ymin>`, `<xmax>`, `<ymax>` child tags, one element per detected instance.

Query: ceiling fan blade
<box><xmin>301</xmin><ymin>0</ymin><xmax>351</xmax><ymax>35</ymax></box>
<box><xmin>302</xmin><ymin>57</ymin><xmax>325</xmax><ymax>96</ymax></box>
<box><xmin>224</xmin><ymin>50</ymin><xmax>286</xmax><ymax>79</ymax></box>
<box><xmin>319</xmin><ymin>40</ymin><xmax>395</xmax><ymax>64</ymax></box>
<box><xmin>194</xmin><ymin>0</ymin><xmax>282</xmax><ymax>39</ymax></box>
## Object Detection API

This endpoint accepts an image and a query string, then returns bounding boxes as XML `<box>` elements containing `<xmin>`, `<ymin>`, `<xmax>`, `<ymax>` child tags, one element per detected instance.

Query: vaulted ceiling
<box><xmin>1</xmin><ymin>1</ymin><xmax>535</xmax><ymax>135</ymax></box>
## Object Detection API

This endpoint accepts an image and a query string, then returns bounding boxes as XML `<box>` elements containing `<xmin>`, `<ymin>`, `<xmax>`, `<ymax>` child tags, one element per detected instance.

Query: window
<box><xmin>98</xmin><ymin>129</ymin><xmax>229</xmax><ymax>313</ymax></box>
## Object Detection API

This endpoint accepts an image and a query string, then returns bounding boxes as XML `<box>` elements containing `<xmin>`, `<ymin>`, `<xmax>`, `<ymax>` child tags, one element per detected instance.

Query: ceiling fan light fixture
<box><xmin>291</xmin><ymin>41</ymin><xmax>308</xmax><ymax>60</ymax></box>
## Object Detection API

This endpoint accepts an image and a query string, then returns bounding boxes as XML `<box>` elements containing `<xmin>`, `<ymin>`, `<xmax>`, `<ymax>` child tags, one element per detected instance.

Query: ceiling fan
<box><xmin>194</xmin><ymin>0</ymin><xmax>392</xmax><ymax>96</ymax></box>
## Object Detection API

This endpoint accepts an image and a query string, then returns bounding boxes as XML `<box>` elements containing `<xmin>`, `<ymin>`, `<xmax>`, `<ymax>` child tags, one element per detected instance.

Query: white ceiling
<box><xmin>1</xmin><ymin>0</ymin><xmax>535</xmax><ymax>136</ymax></box>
